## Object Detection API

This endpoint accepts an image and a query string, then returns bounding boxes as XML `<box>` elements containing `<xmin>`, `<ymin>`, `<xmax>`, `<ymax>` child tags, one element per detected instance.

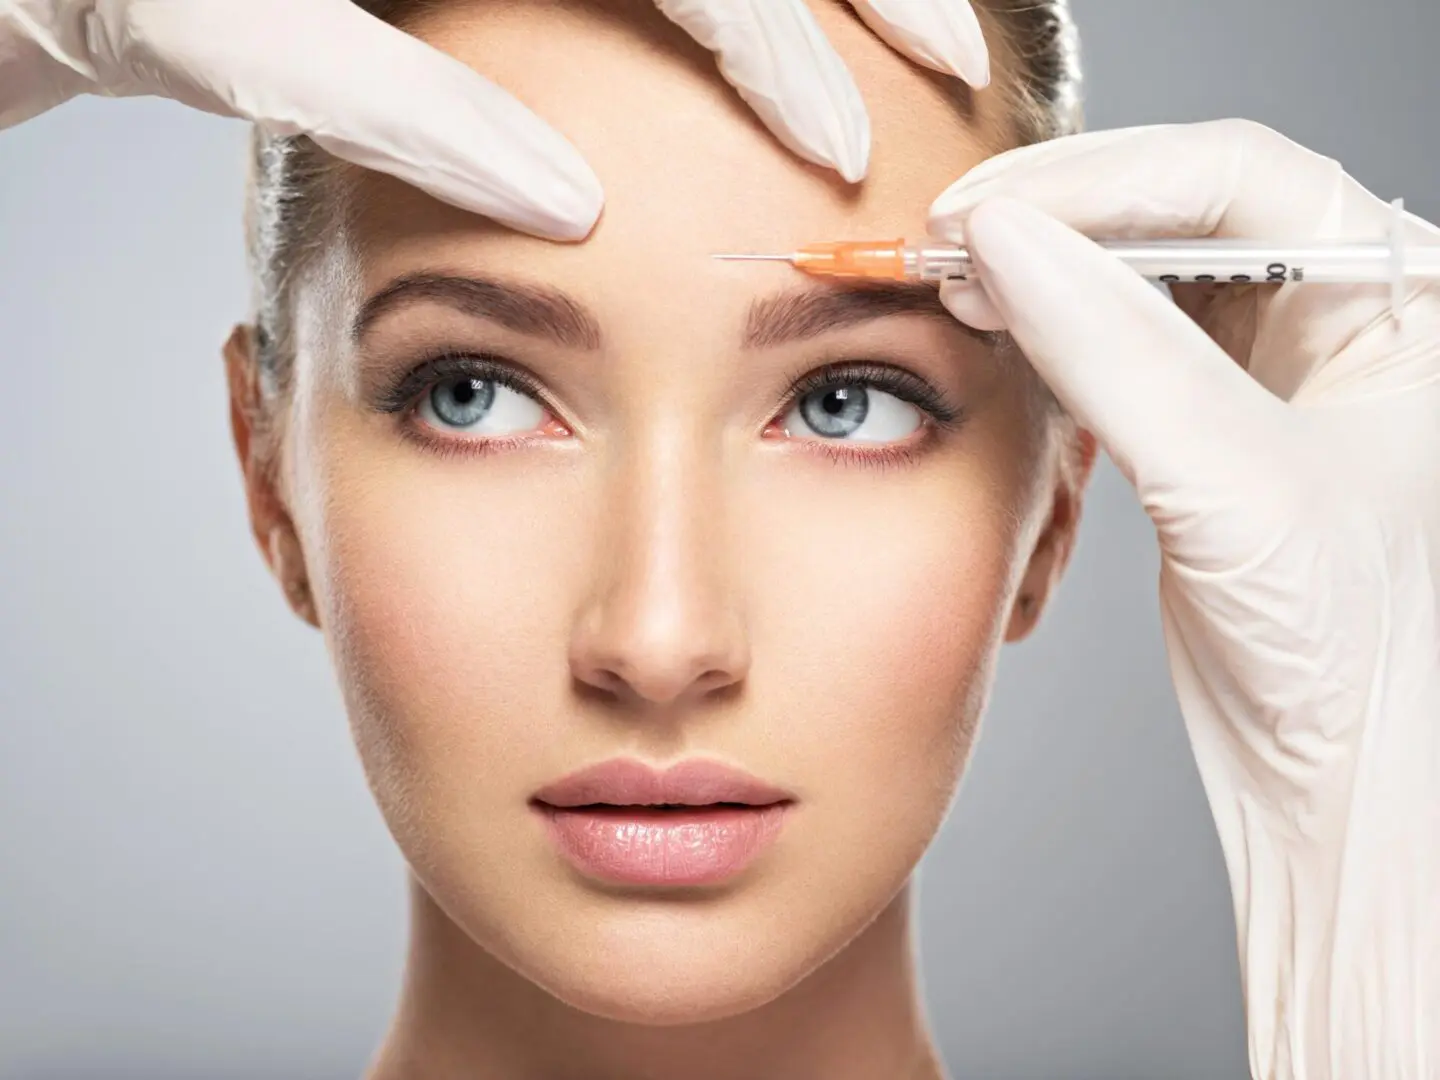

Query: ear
<box><xmin>224</xmin><ymin>325</ymin><xmax>320</xmax><ymax>629</ymax></box>
<box><xmin>1004</xmin><ymin>427</ymin><xmax>1098</xmax><ymax>642</ymax></box>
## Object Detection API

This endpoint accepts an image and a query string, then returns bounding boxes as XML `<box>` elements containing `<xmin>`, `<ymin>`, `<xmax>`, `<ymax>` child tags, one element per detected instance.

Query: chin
<box><xmin>505</xmin><ymin>902</ymin><xmax>828</xmax><ymax>1026</ymax></box>
<box><xmin>535</xmin><ymin>965</ymin><xmax>800</xmax><ymax>1027</ymax></box>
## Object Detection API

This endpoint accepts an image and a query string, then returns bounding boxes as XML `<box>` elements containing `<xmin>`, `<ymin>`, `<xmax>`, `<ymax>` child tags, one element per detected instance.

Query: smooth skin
<box><xmin>225</xmin><ymin>2</ymin><xmax>1092</xmax><ymax>1078</ymax></box>
<box><xmin>0</xmin><ymin>0</ymin><xmax>990</xmax><ymax>236</ymax></box>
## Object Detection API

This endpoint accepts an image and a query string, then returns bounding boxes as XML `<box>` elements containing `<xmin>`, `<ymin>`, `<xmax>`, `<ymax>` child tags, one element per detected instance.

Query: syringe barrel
<box><xmin>904</xmin><ymin>240</ymin><xmax>1440</xmax><ymax>284</ymax></box>
<box><xmin>1099</xmin><ymin>241</ymin><xmax>1396</xmax><ymax>284</ymax></box>
<box><xmin>906</xmin><ymin>245</ymin><xmax>975</xmax><ymax>282</ymax></box>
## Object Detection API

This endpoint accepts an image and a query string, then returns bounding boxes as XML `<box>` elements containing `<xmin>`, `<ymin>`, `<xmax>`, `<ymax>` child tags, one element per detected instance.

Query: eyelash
<box><xmin>375</xmin><ymin>351</ymin><xmax>549</xmax><ymax>414</ymax></box>
<box><xmin>769</xmin><ymin>360</ymin><xmax>968</xmax><ymax>470</ymax></box>
<box><xmin>375</xmin><ymin>351</ymin><xmax>561</xmax><ymax>460</ymax></box>
<box><xmin>781</xmin><ymin>360</ymin><xmax>965</xmax><ymax>427</ymax></box>
<box><xmin>376</xmin><ymin>352</ymin><xmax>967</xmax><ymax>463</ymax></box>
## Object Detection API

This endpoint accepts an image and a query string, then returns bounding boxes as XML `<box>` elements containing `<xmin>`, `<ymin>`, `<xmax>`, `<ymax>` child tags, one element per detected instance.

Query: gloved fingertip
<box><xmin>950</xmin><ymin>197</ymin><xmax>1070</xmax><ymax>322</ymax></box>
<box><xmin>958</xmin><ymin>39</ymin><xmax>991</xmax><ymax>90</ymax></box>
<box><xmin>543</xmin><ymin>173</ymin><xmax>607</xmax><ymax>241</ymax></box>
<box><xmin>926</xmin><ymin>211</ymin><xmax>968</xmax><ymax>245</ymax></box>
<box><xmin>442</xmin><ymin>177</ymin><xmax>602</xmax><ymax>242</ymax></box>
<box><xmin>928</xmin><ymin>41</ymin><xmax>989</xmax><ymax>90</ymax></box>
<box><xmin>770</xmin><ymin>122</ymin><xmax>868</xmax><ymax>183</ymax></box>
<box><xmin>948</xmin><ymin>0</ymin><xmax>991</xmax><ymax>89</ymax></box>
<box><xmin>964</xmin><ymin>196</ymin><xmax>1045</xmax><ymax>251</ymax></box>
<box><xmin>827</xmin><ymin>91</ymin><xmax>873</xmax><ymax>184</ymax></box>
<box><xmin>928</xmin><ymin>186</ymin><xmax>984</xmax><ymax>232</ymax></box>
<box><xmin>852</xmin><ymin>0</ymin><xmax>991</xmax><ymax>89</ymax></box>
<box><xmin>534</xmin><ymin>209</ymin><xmax>602</xmax><ymax>243</ymax></box>
<box><xmin>939</xmin><ymin>279</ymin><xmax>1007</xmax><ymax>331</ymax></box>
<box><xmin>837</xmin><ymin>147</ymin><xmax>870</xmax><ymax>185</ymax></box>
<box><xmin>495</xmin><ymin>155</ymin><xmax>606</xmax><ymax>241</ymax></box>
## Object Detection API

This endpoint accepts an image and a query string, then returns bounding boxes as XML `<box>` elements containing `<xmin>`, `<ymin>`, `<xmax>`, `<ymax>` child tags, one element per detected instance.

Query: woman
<box><xmin>3</xmin><ymin>1</ymin><xmax>1436</xmax><ymax>1077</ymax></box>
<box><xmin>229</xmin><ymin>3</ymin><xmax>1094</xmax><ymax>1076</ymax></box>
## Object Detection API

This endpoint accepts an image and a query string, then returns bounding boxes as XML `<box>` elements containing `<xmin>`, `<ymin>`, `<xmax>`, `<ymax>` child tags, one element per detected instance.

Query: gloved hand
<box><xmin>928</xmin><ymin>119</ymin><xmax>1440</xmax><ymax>1080</ymax></box>
<box><xmin>0</xmin><ymin>0</ymin><xmax>989</xmax><ymax>240</ymax></box>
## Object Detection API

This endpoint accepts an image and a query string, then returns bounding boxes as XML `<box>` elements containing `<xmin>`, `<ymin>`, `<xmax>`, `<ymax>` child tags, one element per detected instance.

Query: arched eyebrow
<box><xmin>351</xmin><ymin>273</ymin><xmax>996</xmax><ymax>352</ymax></box>
<box><xmin>352</xmin><ymin>273</ymin><xmax>603</xmax><ymax>350</ymax></box>
<box><xmin>743</xmin><ymin>281</ymin><xmax>999</xmax><ymax>348</ymax></box>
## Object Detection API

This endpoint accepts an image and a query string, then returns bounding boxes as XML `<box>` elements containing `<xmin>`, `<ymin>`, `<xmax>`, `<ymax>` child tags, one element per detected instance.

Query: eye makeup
<box><xmin>367</xmin><ymin>348</ymin><xmax>969</xmax><ymax>465</ymax></box>
<box><xmin>761</xmin><ymin>359</ymin><xmax>970</xmax><ymax>471</ymax></box>
<box><xmin>779</xmin><ymin>360</ymin><xmax>966</xmax><ymax>429</ymax></box>
<box><xmin>372</xmin><ymin>351</ymin><xmax>554</xmax><ymax>418</ymax></box>
<box><xmin>368</xmin><ymin>349</ymin><xmax>571</xmax><ymax>460</ymax></box>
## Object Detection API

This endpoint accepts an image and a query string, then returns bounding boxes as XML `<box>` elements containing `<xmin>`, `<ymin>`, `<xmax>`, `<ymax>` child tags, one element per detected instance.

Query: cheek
<box><xmin>740</xmin><ymin>442</ymin><xmax>1031</xmax><ymax>822</ymax></box>
<box><xmin>299</xmin><ymin>433</ymin><xmax>591</xmax><ymax>820</ymax></box>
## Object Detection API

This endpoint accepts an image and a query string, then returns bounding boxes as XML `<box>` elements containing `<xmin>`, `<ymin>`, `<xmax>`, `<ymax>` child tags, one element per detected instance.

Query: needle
<box><xmin>708</xmin><ymin>206</ymin><xmax>1436</xmax><ymax>332</ymax></box>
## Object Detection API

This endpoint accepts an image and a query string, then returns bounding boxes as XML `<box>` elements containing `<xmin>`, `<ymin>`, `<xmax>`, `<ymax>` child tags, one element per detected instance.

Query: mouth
<box><xmin>531</xmin><ymin>759</ymin><xmax>794</xmax><ymax>887</ymax></box>
<box><xmin>553</xmin><ymin>802</ymin><xmax>769</xmax><ymax>810</ymax></box>
<box><xmin>531</xmin><ymin>756</ymin><xmax>793</xmax><ymax>810</ymax></box>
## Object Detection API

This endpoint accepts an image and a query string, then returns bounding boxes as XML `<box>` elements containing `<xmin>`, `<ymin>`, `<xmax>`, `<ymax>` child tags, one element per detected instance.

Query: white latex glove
<box><xmin>0</xmin><ymin>0</ymin><xmax>989</xmax><ymax>240</ymax></box>
<box><xmin>929</xmin><ymin>119</ymin><xmax>1440</xmax><ymax>1080</ymax></box>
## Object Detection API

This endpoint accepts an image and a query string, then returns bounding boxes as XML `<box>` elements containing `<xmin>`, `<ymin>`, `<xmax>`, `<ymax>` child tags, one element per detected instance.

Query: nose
<box><xmin>569</xmin><ymin>437</ymin><xmax>750</xmax><ymax>709</ymax></box>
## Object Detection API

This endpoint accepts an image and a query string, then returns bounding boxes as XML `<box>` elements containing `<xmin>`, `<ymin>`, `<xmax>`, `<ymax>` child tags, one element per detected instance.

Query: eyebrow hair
<box><xmin>352</xmin><ymin>272</ymin><xmax>999</xmax><ymax>354</ymax></box>
<box><xmin>742</xmin><ymin>281</ymin><xmax>999</xmax><ymax>349</ymax></box>
<box><xmin>352</xmin><ymin>273</ymin><xmax>603</xmax><ymax>350</ymax></box>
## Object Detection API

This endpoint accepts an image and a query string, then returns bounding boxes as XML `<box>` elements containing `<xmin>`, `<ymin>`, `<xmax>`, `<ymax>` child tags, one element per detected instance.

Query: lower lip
<box><xmin>536</xmin><ymin>804</ymin><xmax>790</xmax><ymax>886</ymax></box>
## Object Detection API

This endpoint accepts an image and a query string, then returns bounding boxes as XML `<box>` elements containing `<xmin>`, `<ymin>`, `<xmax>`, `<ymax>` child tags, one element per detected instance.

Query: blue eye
<box><xmin>419</xmin><ymin>377</ymin><xmax>545</xmax><ymax>435</ymax></box>
<box><xmin>785</xmin><ymin>383</ymin><xmax>923</xmax><ymax>443</ymax></box>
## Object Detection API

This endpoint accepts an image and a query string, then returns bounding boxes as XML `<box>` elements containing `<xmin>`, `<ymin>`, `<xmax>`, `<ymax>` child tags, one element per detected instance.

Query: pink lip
<box><xmin>532</xmin><ymin>759</ymin><xmax>794</xmax><ymax>886</ymax></box>
<box><xmin>533</xmin><ymin>758</ymin><xmax>792</xmax><ymax>809</ymax></box>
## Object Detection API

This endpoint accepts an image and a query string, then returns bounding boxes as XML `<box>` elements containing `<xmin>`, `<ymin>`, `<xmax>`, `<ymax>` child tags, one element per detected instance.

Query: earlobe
<box><xmin>1004</xmin><ymin>427</ymin><xmax>1098</xmax><ymax>643</ymax></box>
<box><xmin>1004</xmin><ymin>592</ymin><xmax>1040</xmax><ymax>642</ymax></box>
<box><xmin>270</xmin><ymin>525</ymin><xmax>321</xmax><ymax>628</ymax></box>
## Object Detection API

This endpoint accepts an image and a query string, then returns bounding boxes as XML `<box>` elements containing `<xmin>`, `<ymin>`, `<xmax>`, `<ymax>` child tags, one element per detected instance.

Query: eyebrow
<box><xmin>352</xmin><ymin>273</ymin><xmax>996</xmax><ymax>352</ymax></box>
<box><xmin>352</xmin><ymin>273</ymin><xmax>603</xmax><ymax>350</ymax></box>
<box><xmin>742</xmin><ymin>280</ymin><xmax>996</xmax><ymax>349</ymax></box>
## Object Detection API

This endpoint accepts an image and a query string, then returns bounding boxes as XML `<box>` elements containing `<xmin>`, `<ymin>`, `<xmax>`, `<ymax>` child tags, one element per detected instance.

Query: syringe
<box><xmin>712</xmin><ymin>199</ymin><xmax>1436</xmax><ymax>323</ymax></box>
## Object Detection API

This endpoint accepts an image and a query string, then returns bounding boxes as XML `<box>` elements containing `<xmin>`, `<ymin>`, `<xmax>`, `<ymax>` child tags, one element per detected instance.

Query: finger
<box><xmin>844</xmin><ymin>0</ymin><xmax>990</xmax><ymax>88</ymax></box>
<box><xmin>655</xmin><ymin>0</ymin><xmax>871</xmax><ymax>183</ymax></box>
<box><xmin>927</xmin><ymin>119</ymin><xmax>1440</xmax><ymax>371</ymax></box>
<box><xmin>928</xmin><ymin>119</ymin><xmax>1425</xmax><ymax>245</ymax></box>
<box><xmin>935</xmin><ymin>281</ymin><xmax>1005</xmax><ymax>331</ymax></box>
<box><xmin>88</xmin><ymin>0</ymin><xmax>604</xmax><ymax>240</ymax></box>
<box><xmin>951</xmin><ymin>197</ymin><xmax>1301</xmax><ymax>559</ymax></box>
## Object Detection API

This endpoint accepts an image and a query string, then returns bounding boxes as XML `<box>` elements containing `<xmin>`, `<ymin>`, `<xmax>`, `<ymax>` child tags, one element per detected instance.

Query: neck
<box><xmin>368</xmin><ymin>878</ymin><xmax>946</xmax><ymax>1080</ymax></box>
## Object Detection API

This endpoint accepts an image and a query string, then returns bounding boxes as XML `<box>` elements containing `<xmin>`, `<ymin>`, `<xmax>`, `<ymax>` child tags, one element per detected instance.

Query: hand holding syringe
<box><xmin>905</xmin><ymin>117</ymin><xmax>1440</xmax><ymax>1080</ymax></box>
<box><xmin>715</xmin><ymin>199</ymin><xmax>1439</xmax><ymax>325</ymax></box>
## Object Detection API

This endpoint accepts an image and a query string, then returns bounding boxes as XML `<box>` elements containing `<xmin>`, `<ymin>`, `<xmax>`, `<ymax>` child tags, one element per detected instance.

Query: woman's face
<box><xmin>239</xmin><ymin>0</ymin><xmax>1087</xmax><ymax>1025</ymax></box>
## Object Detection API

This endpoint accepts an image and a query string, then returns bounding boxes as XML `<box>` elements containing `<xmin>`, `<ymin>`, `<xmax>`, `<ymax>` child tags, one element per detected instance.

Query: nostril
<box><xmin>594</xmin><ymin>668</ymin><xmax>631</xmax><ymax>698</ymax></box>
<box><xmin>570</xmin><ymin>666</ymin><xmax>628</xmax><ymax>705</ymax></box>
<box><xmin>695</xmin><ymin>668</ymin><xmax>735</xmax><ymax>695</ymax></box>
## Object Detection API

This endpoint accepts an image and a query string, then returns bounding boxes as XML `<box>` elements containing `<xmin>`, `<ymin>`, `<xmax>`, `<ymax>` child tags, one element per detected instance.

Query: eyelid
<box><xmin>373</xmin><ymin>354</ymin><xmax>964</xmax><ymax>447</ymax></box>
<box><xmin>779</xmin><ymin>360</ymin><xmax>966</xmax><ymax>429</ymax></box>
<box><xmin>373</xmin><ymin>351</ymin><xmax>555</xmax><ymax>418</ymax></box>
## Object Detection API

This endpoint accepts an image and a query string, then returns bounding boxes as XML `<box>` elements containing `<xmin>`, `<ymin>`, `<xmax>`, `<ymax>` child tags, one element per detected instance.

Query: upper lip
<box><xmin>532</xmin><ymin>758</ymin><xmax>793</xmax><ymax>809</ymax></box>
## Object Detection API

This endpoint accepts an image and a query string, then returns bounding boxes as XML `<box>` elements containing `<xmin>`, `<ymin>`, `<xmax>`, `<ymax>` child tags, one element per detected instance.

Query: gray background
<box><xmin>1</xmin><ymin>2</ymin><xmax>1435</xmax><ymax>1077</ymax></box>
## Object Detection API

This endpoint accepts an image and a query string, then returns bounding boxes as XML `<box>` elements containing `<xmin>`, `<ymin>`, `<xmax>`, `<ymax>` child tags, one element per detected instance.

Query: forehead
<box><xmin>349</xmin><ymin>0</ymin><xmax>1006</xmax><ymax>306</ymax></box>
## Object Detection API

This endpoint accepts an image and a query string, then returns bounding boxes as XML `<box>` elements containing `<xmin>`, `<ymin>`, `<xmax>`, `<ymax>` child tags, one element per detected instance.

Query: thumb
<box><xmin>952</xmin><ymin>198</ymin><xmax>1304</xmax><ymax>556</ymax></box>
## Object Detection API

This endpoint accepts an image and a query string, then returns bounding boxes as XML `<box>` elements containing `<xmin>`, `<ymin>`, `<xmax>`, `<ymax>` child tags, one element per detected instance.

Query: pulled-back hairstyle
<box><xmin>243</xmin><ymin>0</ymin><xmax>1083</xmax><ymax>415</ymax></box>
